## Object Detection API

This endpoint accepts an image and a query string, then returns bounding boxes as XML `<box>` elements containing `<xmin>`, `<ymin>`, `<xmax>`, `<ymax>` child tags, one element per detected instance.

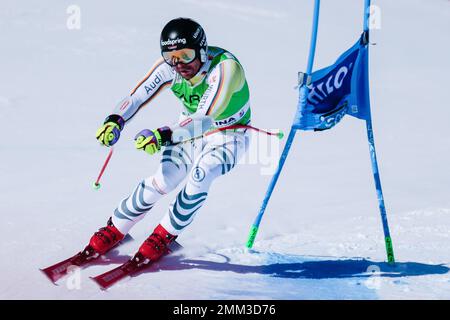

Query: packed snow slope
<box><xmin>0</xmin><ymin>0</ymin><xmax>449</xmax><ymax>299</ymax></box>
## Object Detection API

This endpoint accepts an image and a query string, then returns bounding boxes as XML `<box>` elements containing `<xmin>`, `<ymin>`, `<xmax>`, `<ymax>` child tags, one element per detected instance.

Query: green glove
<box><xmin>134</xmin><ymin>126</ymin><xmax>173</xmax><ymax>156</ymax></box>
<box><xmin>96</xmin><ymin>114</ymin><xmax>125</xmax><ymax>146</ymax></box>
<box><xmin>134</xmin><ymin>129</ymin><xmax>162</xmax><ymax>155</ymax></box>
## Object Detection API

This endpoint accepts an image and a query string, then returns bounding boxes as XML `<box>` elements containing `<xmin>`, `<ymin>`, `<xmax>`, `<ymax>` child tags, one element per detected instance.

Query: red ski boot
<box><xmin>84</xmin><ymin>217</ymin><xmax>125</xmax><ymax>257</ymax></box>
<box><xmin>132</xmin><ymin>224</ymin><xmax>177</xmax><ymax>265</ymax></box>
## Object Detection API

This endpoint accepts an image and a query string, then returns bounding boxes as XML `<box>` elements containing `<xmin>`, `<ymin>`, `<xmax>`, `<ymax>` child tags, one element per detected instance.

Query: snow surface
<box><xmin>0</xmin><ymin>0</ymin><xmax>449</xmax><ymax>299</ymax></box>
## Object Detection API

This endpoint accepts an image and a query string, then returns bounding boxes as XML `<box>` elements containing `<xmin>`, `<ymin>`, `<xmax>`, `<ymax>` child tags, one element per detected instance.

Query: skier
<box><xmin>84</xmin><ymin>18</ymin><xmax>252</xmax><ymax>265</ymax></box>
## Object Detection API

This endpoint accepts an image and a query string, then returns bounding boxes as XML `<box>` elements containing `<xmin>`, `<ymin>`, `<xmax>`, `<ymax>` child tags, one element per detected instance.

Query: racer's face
<box><xmin>173</xmin><ymin>58</ymin><xmax>202</xmax><ymax>80</ymax></box>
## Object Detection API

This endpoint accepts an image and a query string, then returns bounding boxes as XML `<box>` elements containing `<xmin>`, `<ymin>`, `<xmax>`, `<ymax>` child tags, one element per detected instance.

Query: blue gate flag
<box><xmin>294</xmin><ymin>34</ymin><xmax>371</xmax><ymax>131</ymax></box>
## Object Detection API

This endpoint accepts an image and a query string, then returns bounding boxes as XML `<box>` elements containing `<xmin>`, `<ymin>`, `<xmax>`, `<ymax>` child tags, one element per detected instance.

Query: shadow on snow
<box><xmin>136</xmin><ymin>251</ymin><xmax>450</xmax><ymax>280</ymax></box>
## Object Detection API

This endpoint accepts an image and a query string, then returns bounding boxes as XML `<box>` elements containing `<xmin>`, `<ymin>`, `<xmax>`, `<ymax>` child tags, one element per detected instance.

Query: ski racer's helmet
<box><xmin>160</xmin><ymin>18</ymin><xmax>208</xmax><ymax>66</ymax></box>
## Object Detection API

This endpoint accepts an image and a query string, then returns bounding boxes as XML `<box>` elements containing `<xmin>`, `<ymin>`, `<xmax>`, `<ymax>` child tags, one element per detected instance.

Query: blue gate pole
<box><xmin>246</xmin><ymin>0</ymin><xmax>321</xmax><ymax>248</ymax></box>
<box><xmin>363</xmin><ymin>0</ymin><xmax>396</xmax><ymax>264</ymax></box>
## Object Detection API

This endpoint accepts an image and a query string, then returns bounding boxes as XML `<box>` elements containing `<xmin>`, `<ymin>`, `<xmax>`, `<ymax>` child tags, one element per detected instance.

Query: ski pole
<box><xmin>93</xmin><ymin>147</ymin><xmax>114</xmax><ymax>190</ymax></box>
<box><xmin>176</xmin><ymin>124</ymin><xmax>284</xmax><ymax>146</ymax></box>
<box><xmin>205</xmin><ymin>124</ymin><xmax>284</xmax><ymax>139</ymax></box>
<box><xmin>92</xmin><ymin>125</ymin><xmax>284</xmax><ymax>190</ymax></box>
<box><xmin>94</xmin><ymin>125</ymin><xmax>282</xmax><ymax>190</ymax></box>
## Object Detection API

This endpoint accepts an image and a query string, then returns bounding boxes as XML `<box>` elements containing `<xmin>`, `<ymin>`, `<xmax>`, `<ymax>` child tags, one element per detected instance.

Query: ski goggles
<box><xmin>162</xmin><ymin>48</ymin><xmax>196</xmax><ymax>66</ymax></box>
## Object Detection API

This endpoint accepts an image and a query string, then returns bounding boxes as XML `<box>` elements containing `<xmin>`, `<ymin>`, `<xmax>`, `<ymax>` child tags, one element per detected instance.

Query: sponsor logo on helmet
<box><xmin>199</xmin><ymin>35</ymin><xmax>207</xmax><ymax>47</ymax></box>
<box><xmin>193</xmin><ymin>27</ymin><xmax>201</xmax><ymax>39</ymax></box>
<box><xmin>161</xmin><ymin>38</ymin><xmax>187</xmax><ymax>46</ymax></box>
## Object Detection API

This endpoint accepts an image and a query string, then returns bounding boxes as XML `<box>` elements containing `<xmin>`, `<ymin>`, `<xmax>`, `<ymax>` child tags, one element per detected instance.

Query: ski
<box><xmin>91</xmin><ymin>241</ymin><xmax>182</xmax><ymax>290</ymax></box>
<box><xmin>40</xmin><ymin>234</ymin><xmax>134</xmax><ymax>283</ymax></box>
<box><xmin>40</xmin><ymin>246</ymin><xmax>99</xmax><ymax>283</ymax></box>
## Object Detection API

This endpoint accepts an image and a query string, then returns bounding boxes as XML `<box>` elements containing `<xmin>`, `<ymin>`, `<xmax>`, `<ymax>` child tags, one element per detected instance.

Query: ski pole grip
<box><xmin>246</xmin><ymin>225</ymin><xmax>259</xmax><ymax>249</ymax></box>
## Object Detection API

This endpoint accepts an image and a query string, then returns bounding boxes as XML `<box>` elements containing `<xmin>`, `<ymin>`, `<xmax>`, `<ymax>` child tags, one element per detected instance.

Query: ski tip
<box><xmin>39</xmin><ymin>268</ymin><xmax>60</xmax><ymax>285</ymax></box>
<box><xmin>90</xmin><ymin>276</ymin><xmax>109</xmax><ymax>291</ymax></box>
